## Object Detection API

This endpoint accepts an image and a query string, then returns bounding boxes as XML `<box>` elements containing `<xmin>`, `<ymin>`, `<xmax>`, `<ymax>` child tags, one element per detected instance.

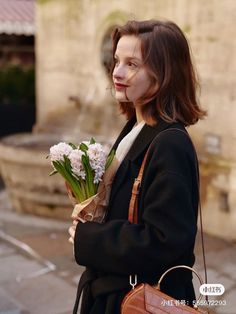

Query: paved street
<box><xmin>0</xmin><ymin>190</ymin><xmax>83</xmax><ymax>314</ymax></box>
<box><xmin>0</xmin><ymin>189</ymin><xmax>235</xmax><ymax>314</ymax></box>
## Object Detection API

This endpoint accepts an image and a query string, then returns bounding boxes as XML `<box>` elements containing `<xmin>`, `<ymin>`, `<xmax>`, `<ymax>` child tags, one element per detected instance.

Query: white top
<box><xmin>115</xmin><ymin>120</ymin><xmax>145</xmax><ymax>164</ymax></box>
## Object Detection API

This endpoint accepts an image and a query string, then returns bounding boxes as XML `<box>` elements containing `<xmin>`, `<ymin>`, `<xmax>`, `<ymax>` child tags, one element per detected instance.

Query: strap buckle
<box><xmin>129</xmin><ymin>274</ymin><xmax>137</xmax><ymax>290</ymax></box>
<box><xmin>132</xmin><ymin>178</ymin><xmax>141</xmax><ymax>195</ymax></box>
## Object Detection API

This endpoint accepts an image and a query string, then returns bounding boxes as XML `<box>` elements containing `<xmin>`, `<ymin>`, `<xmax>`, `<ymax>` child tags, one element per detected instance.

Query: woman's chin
<box><xmin>114</xmin><ymin>91</ymin><xmax>127</xmax><ymax>102</ymax></box>
<box><xmin>115</xmin><ymin>96</ymin><xmax>132</xmax><ymax>103</ymax></box>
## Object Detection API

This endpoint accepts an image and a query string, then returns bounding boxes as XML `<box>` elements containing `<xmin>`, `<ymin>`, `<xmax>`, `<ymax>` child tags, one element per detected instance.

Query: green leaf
<box><xmin>52</xmin><ymin>161</ymin><xmax>66</xmax><ymax>178</ymax></box>
<box><xmin>81</xmin><ymin>154</ymin><xmax>95</xmax><ymax>197</ymax></box>
<box><xmin>51</xmin><ymin>160</ymin><xmax>61</xmax><ymax>172</ymax></box>
<box><xmin>50</xmin><ymin>160</ymin><xmax>85</xmax><ymax>202</ymax></box>
<box><xmin>90</xmin><ymin>137</ymin><xmax>96</xmax><ymax>144</ymax></box>
<box><xmin>49</xmin><ymin>169</ymin><xmax>58</xmax><ymax>176</ymax></box>
<box><xmin>69</xmin><ymin>142</ymin><xmax>77</xmax><ymax>149</ymax></box>
<box><xmin>64</xmin><ymin>155</ymin><xmax>72</xmax><ymax>172</ymax></box>
<box><xmin>79</xmin><ymin>142</ymin><xmax>88</xmax><ymax>153</ymax></box>
<box><xmin>79</xmin><ymin>179</ymin><xmax>87</xmax><ymax>198</ymax></box>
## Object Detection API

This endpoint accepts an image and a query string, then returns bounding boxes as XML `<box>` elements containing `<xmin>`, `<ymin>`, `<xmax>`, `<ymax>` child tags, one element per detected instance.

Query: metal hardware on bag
<box><xmin>133</xmin><ymin>178</ymin><xmax>141</xmax><ymax>195</ymax></box>
<box><xmin>129</xmin><ymin>274</ymin><xmax>137</xmax><ymax>290</ymax></box>
<box><xmin>154</xmin><ymin>265</ymin><xmax>205</xmax><ymax>310</ymax></box>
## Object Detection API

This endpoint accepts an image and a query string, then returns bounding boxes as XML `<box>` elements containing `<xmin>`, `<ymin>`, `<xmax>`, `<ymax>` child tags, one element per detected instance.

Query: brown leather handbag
<box><xmin>121</xmin><ymin>129</ymin><xmax>209</xmax><ymax>314</ymax></box>
<box><xmin>121</xmin><ymin>265</ymin><xmax>208</xmax><ymax>313</ymax></box>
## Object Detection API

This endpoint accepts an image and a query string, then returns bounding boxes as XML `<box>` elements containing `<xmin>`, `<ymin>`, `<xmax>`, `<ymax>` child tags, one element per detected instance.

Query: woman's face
<box><xmin>112</xmin><ymin>35</ymin><xmax>151</xmax><ymax>105</ymax></box>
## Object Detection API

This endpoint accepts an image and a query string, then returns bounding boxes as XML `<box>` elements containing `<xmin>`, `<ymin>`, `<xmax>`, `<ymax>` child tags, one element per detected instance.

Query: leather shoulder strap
<box><xmin>128</xmin><ymin>150</ymin><xmax>149</xmax><ymax>224</ymax></box>
<box><xmin>128</xmin><ymin>127</ymin><xmax>208</xmax><ymax>286</ymax></box>
<box><xmin>128</xmin><ymin>128</ymin><xmax>184</xmax><ymax>223</ymax></box>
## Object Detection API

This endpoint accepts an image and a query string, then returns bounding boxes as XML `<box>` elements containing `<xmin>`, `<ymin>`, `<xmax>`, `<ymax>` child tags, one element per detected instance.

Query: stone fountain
<box><xmin>0</xmin><ymin>132</ymin><xmax>72</xmax><ymax>219</ymax></box>
<box><xmin>0</xmin><ymin>0</ymin><xmax>128</xmax><ymax>219</ymax></box>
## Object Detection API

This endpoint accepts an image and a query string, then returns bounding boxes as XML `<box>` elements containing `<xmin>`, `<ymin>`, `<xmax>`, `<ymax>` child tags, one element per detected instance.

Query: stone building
<box><xmin>35</xmin><ymin>0</ymin><xmax>236</xmax><ymax>239</ymax></box>
<box><xmin>0</xmin><ymin>0</ymin><xmax>36</xmax><ymax>137</ymax></box>
<box><xmin>0</xmin><ymin>0</ymin><xmax>35</xmax><ymax>66</ymax></box>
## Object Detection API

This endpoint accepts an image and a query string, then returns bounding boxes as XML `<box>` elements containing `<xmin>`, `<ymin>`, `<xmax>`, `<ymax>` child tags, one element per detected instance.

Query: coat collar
<box><xmin>111</xmin><ymin>117</ymin><xmax>136</xmax><ymax>152</ymax></box>
<box><xmin>108</xmin><ymin>116</ymin><xmax>180</xmax><ymax>209</ymax></box>
<box><xmin>125</xmin><ymin>117</ymin><xmax>172</xmax><ymax>162</ymax></box>
<box><xmin>112</xmin><ymin>116</ymin><xmax>182</xmax><ymax>162</ymax></box>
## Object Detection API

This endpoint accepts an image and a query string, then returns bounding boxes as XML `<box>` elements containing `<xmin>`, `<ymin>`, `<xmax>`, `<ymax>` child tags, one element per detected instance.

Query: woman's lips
<box><xmin>114</xmin><ymin>83</ymin><xmax>129</xmax><ymax>91</ymax></box>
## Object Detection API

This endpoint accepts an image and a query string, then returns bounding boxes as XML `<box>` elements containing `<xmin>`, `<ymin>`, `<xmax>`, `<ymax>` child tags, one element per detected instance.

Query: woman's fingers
<box><xmin>68</xmin><ymin>221</ymin><xmax>79</xmax><ymax>244</ymax></box>
<box><xmin>68</xmin><ymin>225</ymin><xmax>76</xmax><ymax>244</ymax></box>
<box><xmin>68</xmin><ymin>237</ymin><xmax>74</xmax><ymax>244</ymax></box>
<box><xmin>68</xmin><ymin>225</ymin><xmax>75</xmax><ymax>236</ymax></box>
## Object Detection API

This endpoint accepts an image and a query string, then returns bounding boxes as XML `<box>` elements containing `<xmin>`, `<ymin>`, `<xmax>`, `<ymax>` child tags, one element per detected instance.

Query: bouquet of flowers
<box><xmin>47</xmin><ymin>138</ymin><xmax>116</xmax><ymax>223</ymax></box>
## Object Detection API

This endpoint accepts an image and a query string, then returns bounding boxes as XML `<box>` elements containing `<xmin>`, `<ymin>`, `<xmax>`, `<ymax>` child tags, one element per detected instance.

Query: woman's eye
<box><xmin>128</xmin><ymin>61</ymin><xmax>138</xmax><ymax>68</ymax></box>
<box><xmin>114</xmin><ymin>58</ymin><xmax>119</xmax><ymax>65</ymax></box>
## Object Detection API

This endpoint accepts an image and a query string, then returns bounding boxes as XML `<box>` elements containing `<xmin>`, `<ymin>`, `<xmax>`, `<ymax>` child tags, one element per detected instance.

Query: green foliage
<box><xmin>79</xmin><ymin>142</ymin><xmax>89</xmax><ymax>153</ymax></box>
<box><xmin>52</xmin><ymin>158</ymin><xmax>85</xmax><ymax>202</ymax></box>
<box><xmin>0</xmin><ymin>65</ymin><xmax>35</xmax><ymax>105</ymax></box>
<box><xmin>69</xmin><ymin>142</ymin><xmax>77</xmax><ymax>149</ymax></box>
<box><xmin>90</xmin><ymin>137</ymin><xmax>96</xmax><ymax>144</ymax></box>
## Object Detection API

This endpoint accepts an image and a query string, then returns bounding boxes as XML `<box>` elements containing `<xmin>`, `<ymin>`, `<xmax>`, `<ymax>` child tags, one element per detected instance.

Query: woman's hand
<box><xmin>68</xmin><ymin>220</ymin><xmax>79</xmax><ymax>244</ymax></box>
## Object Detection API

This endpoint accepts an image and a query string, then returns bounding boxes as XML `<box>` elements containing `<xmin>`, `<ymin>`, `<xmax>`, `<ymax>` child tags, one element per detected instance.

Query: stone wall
<box><xmin>36</xmin><ymin>0</ymin><xmax>236</xmax><ymax>239</ymax></box>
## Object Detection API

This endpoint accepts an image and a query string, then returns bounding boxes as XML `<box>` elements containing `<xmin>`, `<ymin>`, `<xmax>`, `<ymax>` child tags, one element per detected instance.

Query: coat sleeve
<box><xmin>73</xmin><ymin>131</ymin><xmax>198</xmax><ymax>276</ymax></box>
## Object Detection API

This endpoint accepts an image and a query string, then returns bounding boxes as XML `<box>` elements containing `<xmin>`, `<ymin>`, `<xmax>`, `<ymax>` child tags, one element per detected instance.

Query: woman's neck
<box><xmin>135</xmin><ymin>107</ymin><xmax>144</xmax><ymax>124</ymax></box>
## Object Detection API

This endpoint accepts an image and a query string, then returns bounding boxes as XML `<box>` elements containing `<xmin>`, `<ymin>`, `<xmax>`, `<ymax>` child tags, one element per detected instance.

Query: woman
<box><xmin>69</xmin><ymin>19</ymin><xmax>206</xmax><ymax>314</ymax></box>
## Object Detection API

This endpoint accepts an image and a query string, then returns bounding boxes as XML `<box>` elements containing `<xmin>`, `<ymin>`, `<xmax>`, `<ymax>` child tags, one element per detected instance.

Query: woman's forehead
<box><xmin>115</xmin><ymin>35</ymin><xmax>142</xmax><ymax>60</ymax></box>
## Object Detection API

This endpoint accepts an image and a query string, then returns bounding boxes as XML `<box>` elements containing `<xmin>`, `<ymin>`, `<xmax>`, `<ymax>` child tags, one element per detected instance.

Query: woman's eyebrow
<box><xmin>127</xmin><ymin>56</ymin><xmax>142</xmax><ymax>62</ymax></box>
<box><xmin>114</xmin><ymin>55</ymin><xmax>142</xmax><ymax>62</ymax></box>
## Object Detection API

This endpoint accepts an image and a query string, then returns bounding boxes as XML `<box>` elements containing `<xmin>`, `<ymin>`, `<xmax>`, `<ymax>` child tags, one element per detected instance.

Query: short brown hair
<box><xmin>111</xmin><ymin>20</ymin><xmax>206</xmax><ymax>126</ymax></box>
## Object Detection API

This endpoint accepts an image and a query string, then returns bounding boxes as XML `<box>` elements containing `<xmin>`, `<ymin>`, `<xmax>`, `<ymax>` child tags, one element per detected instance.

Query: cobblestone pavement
<box><xmin>0</xmin><ymin>190</ymin><xmax>235</xmax><ymax>314</ymax></box>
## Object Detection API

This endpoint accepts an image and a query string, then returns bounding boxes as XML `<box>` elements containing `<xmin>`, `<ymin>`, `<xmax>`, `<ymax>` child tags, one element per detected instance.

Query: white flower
<box><xmin>87</xmin><ymin>143</ymin><xmax>106</xmax><ymax>183</ymax></box>
<box><xmin>93</xmin><ymin>165</ymin><xmax>105</xmax><ymax>184</ymax></box>
<box><xmin>87</xmin><ymin>143</ymin><xmax>106</xmax><ymax>168</ymax></box>
<box><xmin>69</xmin><ymin>149</ymin><xmax>86</xmax><ymax>180</ymax></box>
<box><xmin>50</xmin><ymin>142</ymin><xmax>73</xmax><ymax>162</ymax></box>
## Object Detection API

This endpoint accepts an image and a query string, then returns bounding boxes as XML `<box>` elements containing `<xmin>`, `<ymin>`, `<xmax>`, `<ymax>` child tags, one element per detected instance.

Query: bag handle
<box><xmin>128</xmin><ymin>128</ymin><xmax>208</xmax><ymax>295</ymax></box>
<box><xmin>156</xmin><ymin>265</ymin><xmax>204</xmax><ymax>288</ymax></box>
<box><xmin>154</xmin><ymin>264</ymin><xmax>204</xmax><ymax>308</ymax></box>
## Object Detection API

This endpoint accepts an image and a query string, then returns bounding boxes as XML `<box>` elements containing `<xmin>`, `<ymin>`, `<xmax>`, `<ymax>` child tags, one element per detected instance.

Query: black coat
<box><xmin>73</xmin><ymin>117</ymin><xmax>199</xmax><ymax>314</ymax></box>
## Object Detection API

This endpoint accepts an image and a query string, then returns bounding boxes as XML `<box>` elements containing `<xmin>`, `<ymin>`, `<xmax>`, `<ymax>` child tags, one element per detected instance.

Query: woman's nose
<box><xmin>113</xmin><ymin>64</ymin><xmax>125</xmax><ymax>81</ymax></box>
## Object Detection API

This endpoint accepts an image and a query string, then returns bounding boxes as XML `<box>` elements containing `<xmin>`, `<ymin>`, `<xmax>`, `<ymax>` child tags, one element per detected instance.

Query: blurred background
<box><xmin>0</xmin><ymin>0</ymin><xmax>235</xmax><ymax>313</ymax></box>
